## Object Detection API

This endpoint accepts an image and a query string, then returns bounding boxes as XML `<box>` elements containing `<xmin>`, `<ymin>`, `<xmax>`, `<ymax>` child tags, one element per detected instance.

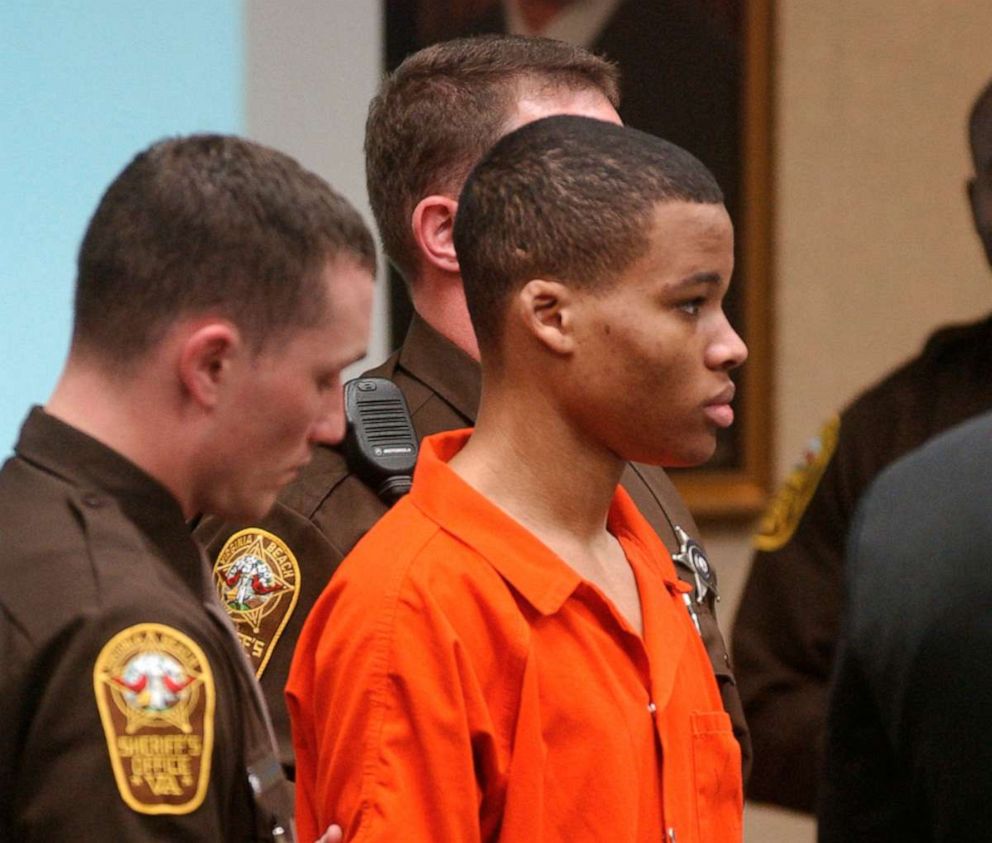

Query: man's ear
<box><xmin>412</xmin><ymin>195</ymin><xmax>460</xmax><ymax>274</ymax></box>
<box><xmin>177</xmin><ymin>321</ymin><xmax>242</xmax><ymax>408</ymax></box>
<box><xmin>516</xmin><ymin>278</ymin><xmax>577</xmax><ymax>355</ymax></box>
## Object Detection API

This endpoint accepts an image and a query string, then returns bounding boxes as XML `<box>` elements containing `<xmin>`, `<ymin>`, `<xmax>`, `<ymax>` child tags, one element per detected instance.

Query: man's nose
<box><xmin>708</xmin><ymin>316</ymin><xmax>748</xmax><ymax>372</ymax></box>
<box><xmin>310</xmin><ymin>389</ymin><xmax>346</xmax><ymax>446</ymax></box>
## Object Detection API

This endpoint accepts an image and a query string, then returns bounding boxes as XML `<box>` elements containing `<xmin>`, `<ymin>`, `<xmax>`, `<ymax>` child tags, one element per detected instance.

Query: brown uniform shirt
<box><xmin>196</xmin><ymin>315</ymin><xmax>752</xmax><ymax>780</ymax></box>
<box><xmin>733</xmin><ymin>314</ymin><xmax>992</xmax><ymax>813</ymax></box>
<box><xmin>0</xmin><ymin>408</ymin><xmax>294</xmax><ymax>840</ymax></box>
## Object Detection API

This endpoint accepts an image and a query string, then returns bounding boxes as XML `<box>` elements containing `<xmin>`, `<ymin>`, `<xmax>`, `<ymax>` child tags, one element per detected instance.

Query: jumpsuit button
<box><xmin>647</xmin><ymin>701</ymin><xmax>657</xmax><ymax>714</ymax></box>
<box><xmin>667</xmin><ymin>827</ymin><xmax>677</xmax><ymax>842</ymax></box>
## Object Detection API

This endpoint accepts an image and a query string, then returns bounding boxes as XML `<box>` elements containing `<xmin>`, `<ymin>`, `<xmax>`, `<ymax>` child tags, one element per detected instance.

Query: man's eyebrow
<box><xmin>670</xmin><ymin>271</ymin><xmax>722</xmax><ymax>290</ymax></box>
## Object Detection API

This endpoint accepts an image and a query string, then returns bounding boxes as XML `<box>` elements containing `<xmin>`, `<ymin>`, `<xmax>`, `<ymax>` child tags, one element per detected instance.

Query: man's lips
<box><xmin>704</xmin><ymin>384</ymin><xmax>737</xmax><ymax>428</ymax></box>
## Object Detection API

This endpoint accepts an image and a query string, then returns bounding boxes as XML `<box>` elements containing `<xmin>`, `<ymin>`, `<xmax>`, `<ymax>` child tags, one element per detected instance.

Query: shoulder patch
<box><xmin>754</xmin><ymin>416</ymin><xmax>840</xmax><ymax>552</ymax></box>
<box><xmin>212</xmin><ymin>528</ymin><xmax>301</xmax><ymax>676</ymax></box>
<box><xmin>93</xmin><ymin>623</ymin><xmax>215</xmax><ymax>815</ymax></box>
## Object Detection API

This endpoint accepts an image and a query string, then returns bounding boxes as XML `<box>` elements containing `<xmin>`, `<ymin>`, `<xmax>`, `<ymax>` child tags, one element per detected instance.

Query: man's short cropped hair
<box><xmin>365</xmin><ymin>34</ymin><xmax>620</xmax><ymax>283</ymax></box>
<box><xmin>74</xmin><ymin>134</ymin><xmax>376</xmax><ymax>368</ymax></box>
<box><xmin>453</xmin><ymin>115</ymin><xmax>724</xmax><ymax>353</ymax></box>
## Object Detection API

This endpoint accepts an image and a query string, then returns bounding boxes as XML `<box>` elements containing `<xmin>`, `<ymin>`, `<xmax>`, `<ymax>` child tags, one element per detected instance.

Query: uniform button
<box><xmin>667</xmin><ymin>827</ymin><xmax>677</xmax><ymax>842</ymax></box>
<box><xmin>647</xmin><ymin>701</ymin><xmax>657</xmax><ymax>714</ymax></box>
<box><xmin>82</xmin><ymin>492</ymin><xmax>104</xmax><ymax>508</ymax></box>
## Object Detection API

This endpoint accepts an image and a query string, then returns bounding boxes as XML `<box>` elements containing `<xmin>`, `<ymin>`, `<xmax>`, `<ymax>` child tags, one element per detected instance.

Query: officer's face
<box><xmin>565</xmin><ymin>200</ymin><xmax>746</xmax><ymax>468</ymax></box>
<box><xmin>207</xmin><ymin>255</ymin><xmax>374</xmax><ymax>520</ymax></box>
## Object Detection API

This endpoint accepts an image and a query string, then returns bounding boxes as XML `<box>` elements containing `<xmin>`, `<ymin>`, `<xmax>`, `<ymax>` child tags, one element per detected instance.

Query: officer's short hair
<box><xmin>365</xmin><ymin>34</ymin><xmax>619</xmax><ymax>284</ymax></box>
<box><xmin>453</xmin><ymin>115</ymin><xmax>724</xmax><ymax>354</ymax></box>
<box><xmin>73</xmin><ymin>134</ymin><xmax>376</xmax><ymax>369</ymax></box>
<box><xmin>970</xmin><ymin>77</ymin><xmax>992</xmax><ymax>176</ymax></box>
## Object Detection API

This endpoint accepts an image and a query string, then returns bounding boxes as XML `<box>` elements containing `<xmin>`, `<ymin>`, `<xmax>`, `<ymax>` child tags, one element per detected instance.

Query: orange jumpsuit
<box><xmin>288</xmin><ymin>430</ymin><xmax>742</xmax><ymax>842</ymax></box>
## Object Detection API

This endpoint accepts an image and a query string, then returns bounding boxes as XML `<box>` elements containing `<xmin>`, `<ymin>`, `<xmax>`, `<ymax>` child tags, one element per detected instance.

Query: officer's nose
<box><xmin>310</xmin><ymin>386</ymin><xmax>346</xmax><ymax>446</ymax></box>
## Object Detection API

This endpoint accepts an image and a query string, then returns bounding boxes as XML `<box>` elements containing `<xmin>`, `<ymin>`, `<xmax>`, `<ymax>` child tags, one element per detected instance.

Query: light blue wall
<box><xmin>1</xmin><ymin>2</ymin><xmax>244</xmax><ymax>454</ymax></box>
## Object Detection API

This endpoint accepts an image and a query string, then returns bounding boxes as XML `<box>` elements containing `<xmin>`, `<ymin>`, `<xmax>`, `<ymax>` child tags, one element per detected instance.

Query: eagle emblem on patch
<box><xmin>754</xmin><ymin>415</ymin><xmax>840</xmax><ymax>552</ymax></box>
<box><xmin>213</xmin><ymin>528</ymin><xmax>300</xmax><ymax>677</ymax></box>
<box><xmin>93</xmin><ymin>623</ymin><xmax>215</xmax><ymax>814</ymax></box>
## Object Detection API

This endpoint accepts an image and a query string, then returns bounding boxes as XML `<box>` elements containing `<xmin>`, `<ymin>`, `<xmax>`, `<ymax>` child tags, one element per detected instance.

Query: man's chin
<box><xmin>626</xmin><ymin>437</ymin><xmax>717</xmax><ymax>469</ymax></box>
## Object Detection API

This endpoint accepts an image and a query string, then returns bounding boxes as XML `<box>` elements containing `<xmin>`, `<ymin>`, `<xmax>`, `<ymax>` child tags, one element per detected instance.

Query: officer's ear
<box><xmin>411</xmin><ymin>195</ymin><xmax>460</xmax><ymax>275</ymax></box>
<box><xmin>177</xmin><ymin>320</ymin><xmax>243</xmax><ymax>408</ymax></box>
<box><xmin>515</xmin><ymin>278</ymin><xmax>576</xmax><ymax>356</ymax></box>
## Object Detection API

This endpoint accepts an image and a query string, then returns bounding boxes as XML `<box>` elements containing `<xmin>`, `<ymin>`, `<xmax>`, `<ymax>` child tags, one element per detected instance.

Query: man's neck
<box><xmin>448</xmin><ymin>381</ymin><xmax>624</xmax><ymax>555</ymax></box>
<box><xmin>410</xmin><ymin>271</ymin><xmax>481</xmax><ymax>362</ymax></box>
<box><xmin>449</xmin><ymin>380</ymin><xmax>644</xmax><ymax>634</ymax></box>
<box><xmin>46</xmin><ymin>361</ymin><xmax>193</xmax><ymax>515</ymax></box>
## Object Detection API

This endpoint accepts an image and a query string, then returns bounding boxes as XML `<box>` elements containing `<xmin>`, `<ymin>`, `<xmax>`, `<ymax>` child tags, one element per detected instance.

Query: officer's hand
<box><xmin>316</xmin><ymin>824</ymin><xmax>343</xmax><ymax>843</ymax></box>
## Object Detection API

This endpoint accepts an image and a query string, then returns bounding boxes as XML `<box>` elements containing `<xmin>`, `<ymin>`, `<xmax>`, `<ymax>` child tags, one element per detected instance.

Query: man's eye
<box><xmin>678</xmin><ymin>298</ymin><xmax>704</xmax><ymax>316</ymax></box>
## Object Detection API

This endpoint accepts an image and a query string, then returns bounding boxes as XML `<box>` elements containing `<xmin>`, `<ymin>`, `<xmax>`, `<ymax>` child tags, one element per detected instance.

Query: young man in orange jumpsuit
<box><xmin>289</xmin><ymin>115</ymin><xmax>747</xmax><ymax>842</ymax></box>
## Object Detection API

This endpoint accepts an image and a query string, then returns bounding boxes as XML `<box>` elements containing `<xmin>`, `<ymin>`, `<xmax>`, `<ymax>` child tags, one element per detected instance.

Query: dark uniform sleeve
<box><xmin>4</xmin><ymin>605</ymin><xmax>255</xmax><ymax>840</ymax></box>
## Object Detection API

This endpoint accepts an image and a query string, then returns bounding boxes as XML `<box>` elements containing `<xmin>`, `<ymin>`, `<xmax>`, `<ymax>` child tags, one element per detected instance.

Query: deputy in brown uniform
<box><xmin>731</xmin><ymin>76</ymin><xmax>992</xmax><ymax>814</ymax></box>
<box><xmin>0</xmin><ymin>135</ymin><xmax>375</xmax><ymax>839</ymax></box>
<box><xmin>196</xmin><ymin>35</ymin><xmax>751</xmax><ymax>781</ymax></box>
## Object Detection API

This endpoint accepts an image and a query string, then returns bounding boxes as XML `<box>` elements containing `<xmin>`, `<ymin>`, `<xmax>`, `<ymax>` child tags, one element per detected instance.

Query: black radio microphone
<box><xmin>343</xmin><ymin>377</ymin><xmax>419</xmax><ymax>506</ymax></box>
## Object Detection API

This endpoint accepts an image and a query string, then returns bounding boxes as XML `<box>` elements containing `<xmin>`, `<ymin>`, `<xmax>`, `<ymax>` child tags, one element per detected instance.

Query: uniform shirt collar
<box><xmin>408</xmin><ymin>429</ymin><xmax>684</xmax><ymax>615</ymax></box>
<box><xmin>14</xmin><ymin>406</ymin><xmax>195</xmax><ymax>558</ymax></box>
